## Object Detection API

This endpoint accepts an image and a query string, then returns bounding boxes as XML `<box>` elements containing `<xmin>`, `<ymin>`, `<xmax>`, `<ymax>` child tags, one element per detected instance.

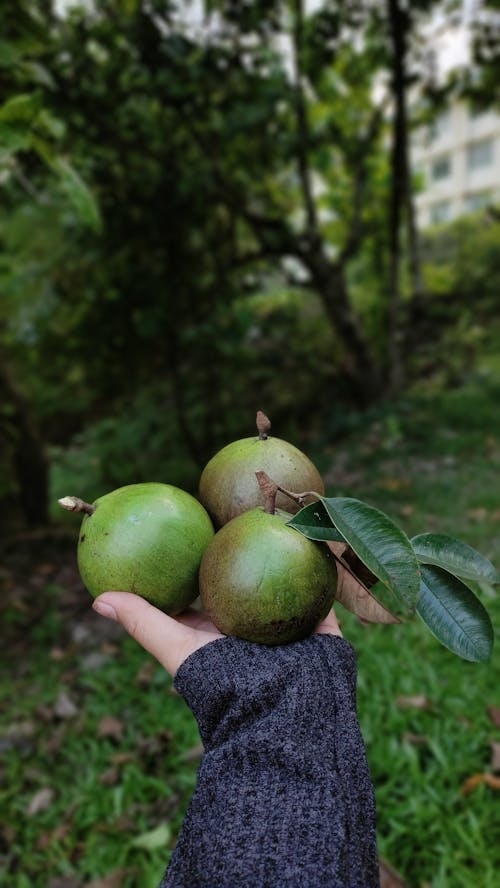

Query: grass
<box><xmin>1</xmin><ymin>375</ymin><xmax>499</xmax><ymax>887</ymax></box>
<box><xmin>0</xmin><ymin>616</ymin><xmax>200</xmax><ymax>887</ymax></box>
<box><xmin>346</xmin><ymin>610</ymin><xmax>500</xmax><ymax>887</ymax></box>
<box><xmin>0</xmin><ymin>612</ymin><xmax>203</xmax><ymax>888</ymax></box>
<box><xmin>319</xmin><ymin>373</ymin><xmax>500</xmax><ymax>886</ymax></box>
<box><xmin>320</xmin><ymin>375</ymin><xmax>500</xmax><ymax>562</ymax></box>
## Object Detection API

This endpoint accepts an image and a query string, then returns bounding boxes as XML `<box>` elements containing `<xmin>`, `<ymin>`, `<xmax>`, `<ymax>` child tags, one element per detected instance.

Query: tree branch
<box><xmin>230</xmin><ymin>247</ymin><xmax>289</xmax><ymax>268</ymax></box>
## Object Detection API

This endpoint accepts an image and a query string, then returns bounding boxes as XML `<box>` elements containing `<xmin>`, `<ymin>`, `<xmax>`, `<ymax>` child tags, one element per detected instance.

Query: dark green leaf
<box><xmin>412</xmin><ymin>533</ymin><xmax>500</xmax><ymax>584</ymax></box>
<box><xmin>0</xmin><ymin>93</ymin><xmax>41</xmax><ymax>124</ymax></box>
<box><xmin>417</xmin><ymin>565</ymin><xmax>494</xmax><ymax>662</ymax></box>
<box><xmin>0</xmin><ymin>124</ymin><xmax>31</xmax><ymax>156</ymax></box>
<box><xmin>320</xmin><ymin>497</ymin><xmax>421</xmax><ymax>607</ymax></box>
<box><xmin>52</xmin><ymin>158</ymin><xmax>102</xmax><ymax>232</ymax></box>
<box><xmin>0</xmin><ymin>41</ymin><xmax>21</xmax><ymax>68</ymax></box>
<box><xmin>31</xmin><ymin>141</ymin><xmax>101</xmax><ymax>231</ymax></box>
<box><xmin>287</xmin><ymin>500</ymin><xmax>345</xmax><ymax>542</ymax></box>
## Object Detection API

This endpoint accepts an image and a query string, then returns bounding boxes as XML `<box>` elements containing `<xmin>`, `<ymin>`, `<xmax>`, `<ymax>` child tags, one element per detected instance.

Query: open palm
<box><xmin>92</xmin><ymin>592</ymin><xmax>342</xmax><ymax>677</ymax></box>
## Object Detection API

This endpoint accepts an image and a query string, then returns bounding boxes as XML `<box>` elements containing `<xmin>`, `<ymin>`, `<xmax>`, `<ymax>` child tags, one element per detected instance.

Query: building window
<box><xmin>430</xmin><ymin>201</ymin><xmax>452</xmax><ymax>224</ymax></box>
<box><xmin>465</xmin><ymin>191</ymin><xmax>491</xmax><ymax>213</ymax></box>
<box><xmin>431</xmin><ymin>155</ymin><xmax>451</xmax><ymax>181</ymax></box>
<box><xmin>467</xmin><ymin>139</ymin><xmax>494</xmax><ymax>170</ymax></box>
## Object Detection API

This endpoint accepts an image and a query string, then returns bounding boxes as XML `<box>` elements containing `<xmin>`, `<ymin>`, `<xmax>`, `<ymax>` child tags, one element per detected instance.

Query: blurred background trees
<box><xmin>1</xmin><ymin>0</ymin><xmax>499</xmax><ymax>530</ymax></box>
<box><xmin>2</xmin><ymin>5</ymin><xmax>500</xmax><ymax>887</ymax></box>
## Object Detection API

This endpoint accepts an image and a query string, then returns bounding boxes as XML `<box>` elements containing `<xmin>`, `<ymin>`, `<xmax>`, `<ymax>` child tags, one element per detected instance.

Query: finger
<box><xmin>92</xmin><ymin>591</ymin><xmax>197</xmax><ymax>676</ymax></box>
<box><xmin>316</xmin><ymin>607</ymin><xmax>343</xmax><ymax>637</ymax></box>
<box><xmin>176</xmin><ymin>608</ymin><xmax>221</xmax><ymax>634</ymax></box>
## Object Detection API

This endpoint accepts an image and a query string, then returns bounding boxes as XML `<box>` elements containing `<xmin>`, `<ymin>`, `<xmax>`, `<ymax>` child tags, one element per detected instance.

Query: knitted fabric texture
<box><xmin>159</xmin><ymin>634</ymin><xmax>379</xmax><ymax>888</ymax></box>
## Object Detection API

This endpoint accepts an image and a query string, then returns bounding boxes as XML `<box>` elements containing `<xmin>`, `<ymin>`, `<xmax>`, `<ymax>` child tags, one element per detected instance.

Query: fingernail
<box><xmin>93</xmin><ymin>599</ymin><xmax>118</xmax><ymax>621</ymax></box>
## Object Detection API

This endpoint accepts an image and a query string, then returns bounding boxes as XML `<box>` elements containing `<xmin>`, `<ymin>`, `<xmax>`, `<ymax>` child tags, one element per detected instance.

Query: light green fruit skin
<box><xmin>198</xmin><ymin>436</ymin><xmax>324</xmax><ymax>528</ymax></box>
<box><xmin>77</xmin><ymin>482</ymin><xmax>214</xmax><ymax>614</ymax></box>
<box><xmin>199</xmin><ymin>507</ymin><xmax>337</xmax><ymax>645</ymax></box>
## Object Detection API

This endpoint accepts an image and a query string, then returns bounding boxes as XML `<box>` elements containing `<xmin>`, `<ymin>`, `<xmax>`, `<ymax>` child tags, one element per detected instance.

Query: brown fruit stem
<box><xmin>255</xmin><ymin>471</ymin><xmax>321</xmax><ymax>514</ymax></box>
<box><xmin>255</xmin><ymin>471</ymin><xmax>278</xmax><ymax>513</ymax></box>
<box><xmin>58</xmin><ymin>496</ymin><xmax>96</xmax><ymax>516</ymax></box>
<box><xmin>256</xmin><ymin>410</ymin><xmax>271</xmax><ymax>440</ymax></box>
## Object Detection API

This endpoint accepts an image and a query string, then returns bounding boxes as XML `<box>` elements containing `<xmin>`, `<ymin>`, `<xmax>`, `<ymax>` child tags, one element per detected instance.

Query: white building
<box><xmin>410</xmin><ymin>1</ymin><xmax>500</xmax><ymax>227</ymax></box>
<box><xmin>412</xmin><ymin>103</ymin><xmax>500</xmax><ymax>227</ymax></box>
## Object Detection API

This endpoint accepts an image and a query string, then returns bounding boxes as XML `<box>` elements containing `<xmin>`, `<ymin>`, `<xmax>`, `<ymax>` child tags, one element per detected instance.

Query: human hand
<box><xmin>92</xmin><ymin>591</ymin><xmax>342</xmax><ymax>677</ymax></box>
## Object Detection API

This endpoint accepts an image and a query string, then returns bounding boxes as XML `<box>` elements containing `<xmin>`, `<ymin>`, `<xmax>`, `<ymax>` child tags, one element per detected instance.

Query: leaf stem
<box><xmin>255</xmin><ymin>470</ymin><xmax>321</xmax><ymax>511</ymax></box>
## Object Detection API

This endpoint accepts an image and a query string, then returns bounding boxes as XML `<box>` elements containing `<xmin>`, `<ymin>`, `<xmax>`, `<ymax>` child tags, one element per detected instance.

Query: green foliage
<box><xmin>0</xmin><ymin>65</ymin><xmax>100</xmax><ymax>231</ymax></box>
<box><xmin>0</xmin><ymin>0</ymin><xmax>499</xmax><ymax>535</ymax></box>
<box><xmin>470</xmin><ymin>0</ymin><xmax>500</xmax><ymax>107</ymax></box>
<box><xmin>412</xmin><ymin>533</ymin><xmax>500</xmax><ymax>584</ymax></box>
<box><xmin>49</xmin><ymin>385</ymin><xmax>201</xmax><ymax>517</ymax></box>
<box><xmin>291</xmin><ymin>494</ymin><xmax>496</xmax><ymax>660</ymax></box>
<box><xmin>416</xmin><ymin>564</ymin><xmax>494</xmax><ymax>662</ymax></box>
<box><xmin>323</xmin><ymin>496</ymin><xmax>421</xmax><ymax>608</ymax></box>
<box><xmin>44</xmin><ymin>156</ymin><xmax>102</xmax><ymax>233</ymax></box>
<box><xmin>411</xmin><ymin>214</ymin><xmax>500</xmax><ymax>385</ymax></box>
<box><xmin>0</xmin><ymin>0</ymin><xmax>393</xmax><ymax>519</ymax></box>
<box><xmin>422</xmin><ymin>214</ymin><xmax>500</xmax><ymax>315</ymax></box>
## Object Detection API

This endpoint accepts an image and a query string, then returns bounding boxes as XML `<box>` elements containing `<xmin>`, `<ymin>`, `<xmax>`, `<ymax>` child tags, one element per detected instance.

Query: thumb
<box><xmin>92</xmin><ymin>591</ymin><xmax>195</xmax><ymax>676</ymax></box>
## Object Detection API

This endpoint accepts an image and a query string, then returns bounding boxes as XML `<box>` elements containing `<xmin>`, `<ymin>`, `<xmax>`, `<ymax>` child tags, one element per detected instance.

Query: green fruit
<box><xmin>199</xmin><ymin>434</ymin><xmax>324</xmax><ymax>528</ymax></box>
<box><xmin>76</xmin><ymin>482</ymin><xmax>214</xmax><ymax>613</ymax></box>
<box><xmin>199</xmin><ymin>507</ymin><xmax>337</xmax><ymax>645</ymax></box>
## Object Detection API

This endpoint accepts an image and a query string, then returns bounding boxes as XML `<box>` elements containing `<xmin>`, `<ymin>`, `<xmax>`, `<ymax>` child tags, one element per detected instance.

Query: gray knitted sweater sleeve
<box><xmin>159</xmin><ymin>633</ymin><xmax>379</xmax><ymax>888</ymax></box>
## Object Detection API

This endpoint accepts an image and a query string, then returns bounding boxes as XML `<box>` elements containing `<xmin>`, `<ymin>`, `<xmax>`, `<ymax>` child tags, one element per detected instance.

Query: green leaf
<box><xmin>53</xmin><ymin>158</ymin><xmax>102</xmax><ymax>232</ymax></box>
<box><xmin>31</xmin><ymin>141</ymin><xmax>101</xmax><ymax>231</ymax></box>
<box><xmin>0</xmin><ymin>93</ymin><xmax>41</xmax><ymax>124</ymax></box>
<box><xmin>0</xmin><ymin>94</ymin><xmax>42</xmax><ymax>158</ymax></box>
<box><xmin>286</xmin><ymin>500</ymin><xmax>345</xmax><ymax>541</ymax></box>
<box><xmin>130</xmin><ymin>822</ymin><xmax>171</xmax><ymax>850</ymax></box>
<box><xmin>37</xmin><ymin>109</ymin><xmax>66</xmax><ymax>140</ymax></box>
<box><xmin>0</xmin><ymin>41</ymin><xmax>21</xmax><ymax>68</ymax></box>
<box><xmin>412</xmin><ymin>533</ymin><xmax>500</xmax><ymax>584</ymax></box>
<box><xmin>0</xmin><ymin>124</ymin><xmax>31</xmax><ymax>156</ymax></box>
<box><xmin>19</xmin><ymin>61</ymin><xmax>56</xmax><ymax>90</ymax></box>
<box><xmin>320</xmin><ymin>497</ymin><xmax>421</xmax><ymax>608</ymax></box>
<box><xmin>417</xmin><ymin>565</ymin><xmax>494</xmax><ymax>662</ymax></box>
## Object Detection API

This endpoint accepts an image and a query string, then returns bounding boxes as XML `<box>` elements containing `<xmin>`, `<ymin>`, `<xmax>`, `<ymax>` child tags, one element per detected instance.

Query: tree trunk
<box><xmin>0</xmin><ymin>350</ymin><xmax>49</xmax><ymax>526</ymax></box>
<box><xmin>405</xmin><ymin>169</ymin><xmax>426</xmax><ymax>341</ymax></box>
<box><xmin>291</xmin><ymin>0</ymin><xmax>318</xmax><ymax>239</ymax></box>
<box><xmin>289</xmin><ymin>0</ymin><xmax>382</xmax><ymax>404</ymax></box>
<box><xmin>307</xmin><ymin>249</ymin><xmax>383</xmax><ymax>403</ymax></box>
<box><xmin>387</xmin><ymin>0</ymin><xmax>410</xmax><ymax>395</ymax></box>
<box><xmin>166</xmin><ymin>333</ymin><xmax>204</xmax><ymax>468</ymax></box>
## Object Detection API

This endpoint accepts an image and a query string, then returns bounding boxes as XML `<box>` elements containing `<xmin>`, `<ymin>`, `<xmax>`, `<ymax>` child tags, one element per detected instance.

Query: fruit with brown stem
<box><xmin>59</xmin><ymin>482</ymin><xmax>214</xmax><ymax>613</ymax></box>
<box><xmin>199</xmin><ymin>472</ymin><xmax>337</xmax><ymax>644</ymax></box>
<box><xmin>198</xmin><ymin>411</ymin><xmax>324</xmax><ymax>527</ymax></box>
